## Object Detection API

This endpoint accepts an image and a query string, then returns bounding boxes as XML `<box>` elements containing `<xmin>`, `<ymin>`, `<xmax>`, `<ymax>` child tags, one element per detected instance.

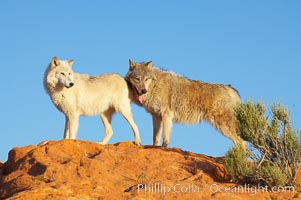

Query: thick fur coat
<box><xmin>126</xmin><ymin>59</ymin><xmax>245</xmax><ymax>148</ymax></box>
<box><xmin>44</xmin><ymin>57</ymin><xmax>141</xmax><ymax>145</ymax></box>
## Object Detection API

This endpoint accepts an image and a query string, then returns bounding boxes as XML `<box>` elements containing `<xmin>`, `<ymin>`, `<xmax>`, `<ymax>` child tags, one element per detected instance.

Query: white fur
<box><xmin>44</xmin><ymin>57</ymin><xmax>141</xmax><ymax>145</ymax></box>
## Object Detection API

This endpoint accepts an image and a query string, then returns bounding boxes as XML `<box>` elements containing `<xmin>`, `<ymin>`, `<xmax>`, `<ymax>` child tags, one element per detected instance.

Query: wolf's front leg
<box><xmin>162</xmin><ymin>112</ymin><xmax>173</xmax><ymax>147</ymax></box>
<box><xmin>152</xmin><ymin>115</ymin><xmax>163</xmax><ymax>146</ymax></box>
<box><xmin>68</xmin><ymin>114</ymin><xmax>79</xmax><ymax>139</ymax></box>
<box><xmin>64</xmin><ymin>116</ymin><xmax>70</xmax><ymax>139</ymax></box>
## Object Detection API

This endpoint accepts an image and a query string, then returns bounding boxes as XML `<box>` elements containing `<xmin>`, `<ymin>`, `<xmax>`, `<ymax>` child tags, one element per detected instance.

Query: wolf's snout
<box><xmin>141</xmin><ymin>89</ymin><xmax>147</xmax><ymax>94</ymax></box>
<box><xmin>66</xmin><ymin>82</ymin><xmax>74</xmax><ymax>88</ymax></box>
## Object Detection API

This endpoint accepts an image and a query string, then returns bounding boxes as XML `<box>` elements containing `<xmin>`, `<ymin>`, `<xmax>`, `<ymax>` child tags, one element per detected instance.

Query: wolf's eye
<box><xmin>134</xmin><ymin>77</ymin><xmax>140</xmax><ymax>82</ymax></box>
<box><xmin>61</xmin><ymin>72</ymin><xmax>65</xmax><ymax>76</ymax></box>
<box><xmin>68</xmin><ymin>73</ymin><xmax>71</xmax><ymax>75</ymax></box>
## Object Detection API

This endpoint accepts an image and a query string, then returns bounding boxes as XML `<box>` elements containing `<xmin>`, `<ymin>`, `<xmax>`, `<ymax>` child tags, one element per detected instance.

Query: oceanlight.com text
<box><xmin>136</xmin><ymin>183</ymin><xmax>295</xmax><ymax>196</ymax></box>
<box><xmin>209</xmin><ymin>184</ymin><xmax>295</xmax><ymax>195</ymax></box>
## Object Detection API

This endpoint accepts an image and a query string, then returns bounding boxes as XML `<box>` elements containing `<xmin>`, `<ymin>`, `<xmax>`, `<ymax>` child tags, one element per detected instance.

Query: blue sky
<box><xmin>0</xmin><ymin>1</ymin><xmax>300</xmax><ymax>161</ymax></box>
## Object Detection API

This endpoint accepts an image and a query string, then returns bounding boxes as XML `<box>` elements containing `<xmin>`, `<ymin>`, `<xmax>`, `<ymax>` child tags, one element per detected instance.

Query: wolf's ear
<box><xmin>51</xmin><ymin>56</ymin><xmax>60</xmax><ymax>68</ymax></box>
<box><xmin>145</xmin><ymin>61</ymin><xmax>153</xmax><ymax>68</ymax></box>
<box><xmin>68</xmin><ymin>59</ymin><xmax>75</xmax><ymax>67</ymax></box>
<box><xmin>129</xmin><ymin>59</ymin><xmax>136</xmax><ymax>71</ymax></box>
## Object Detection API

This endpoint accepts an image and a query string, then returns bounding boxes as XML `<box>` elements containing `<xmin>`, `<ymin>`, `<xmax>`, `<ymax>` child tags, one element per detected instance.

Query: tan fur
<box><xmin>126</xmin><ymin>59</ymin><xmax>245</xmax><ymax>149</ymax></box>
<box><xmin>44</xmin><ymin>57</ymin><xmax>141</xmax><ymax>145</ymax></box>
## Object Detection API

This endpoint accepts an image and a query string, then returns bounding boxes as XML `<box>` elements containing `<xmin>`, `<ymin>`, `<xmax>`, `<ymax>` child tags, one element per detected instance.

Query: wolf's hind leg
<box><xmin>99</xmin><ymin>108</ymin><xmax>114</xmax><ymax>145</ymax></box>
<box><xmin>119</xmin><ymin>106</ymin><xmax>141</xmax><ymax>146</ymax></box>
<box><xmin>213</xmin><ymin>117</ymin><xmax>246</xmax><ymax>151</ymax></box>
<box><xmin>152</xmin><ymin>115</ymin><xmax>163</xmax><ymax>146</ymax></box>
<box><xmin>224</xmin><ymin>129</ymin><xmax>246</xmax><ymax>151</ymax></box>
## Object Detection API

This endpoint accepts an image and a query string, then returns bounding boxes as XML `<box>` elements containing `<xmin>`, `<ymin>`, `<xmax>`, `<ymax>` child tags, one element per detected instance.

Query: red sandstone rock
<box><xmin>0</xmin><ymin>140</ymin><xmax>300</xmax><ymax>199</ymax></box>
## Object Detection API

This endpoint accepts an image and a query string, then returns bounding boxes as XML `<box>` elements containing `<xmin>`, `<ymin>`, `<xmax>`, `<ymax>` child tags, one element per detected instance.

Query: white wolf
<box><xmin>44</xmin><ymin>57</ymin><xmax>141</xmax><ymax>145</ymax></box>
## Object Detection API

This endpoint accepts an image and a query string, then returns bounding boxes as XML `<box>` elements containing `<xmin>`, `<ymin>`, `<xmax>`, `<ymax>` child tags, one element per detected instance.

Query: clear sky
<box><xmin>0</xmin><ymin>1</ymin><xmax>300</xmax><ymax>161</ymax></box>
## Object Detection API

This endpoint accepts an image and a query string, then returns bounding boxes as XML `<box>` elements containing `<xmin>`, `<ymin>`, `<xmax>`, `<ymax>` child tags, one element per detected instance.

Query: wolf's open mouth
<box><xmin>133</xmin><ymin>86</ymin><xmax>146</xmax><ymax>104</ymax></box>
<box><xmin>138</xmin><ymin>94</ymin><xmax>146</xmax><ymax>104</ymax></box>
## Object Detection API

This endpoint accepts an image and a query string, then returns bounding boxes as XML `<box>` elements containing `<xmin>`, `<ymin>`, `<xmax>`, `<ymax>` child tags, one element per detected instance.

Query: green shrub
<box><xmin>225</xmin><ymin>101</ymin><xmax>301</xmax><ymax>188</ymax></box>
<box><xmin>224</xmin><ymin>146</ymin><xmax>253</xmax><ymax>181</ymax></box>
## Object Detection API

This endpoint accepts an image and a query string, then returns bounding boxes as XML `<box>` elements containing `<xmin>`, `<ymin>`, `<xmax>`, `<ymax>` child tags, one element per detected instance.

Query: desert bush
<box><xmin>225</xmin><ymin>101</ymin><xmax>301</xmax><ymax>188</ymax></box>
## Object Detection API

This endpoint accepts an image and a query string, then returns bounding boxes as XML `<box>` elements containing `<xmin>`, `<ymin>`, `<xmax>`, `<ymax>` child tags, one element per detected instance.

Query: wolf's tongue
<box><xmin>138</xmin><ymin>94</ymin><xmax>146</xmax><ymax>104</ymax></box>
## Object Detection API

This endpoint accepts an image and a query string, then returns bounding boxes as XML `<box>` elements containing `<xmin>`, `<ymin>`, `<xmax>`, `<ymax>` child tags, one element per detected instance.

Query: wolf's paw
<box><xmin>98</xmin><ymin>141</ymin><xmax>106</xmax><ymax>145</ymax></box>
<box><xmin>153</xmin><ymin>142</ymin><xmax>160</xmax><ymax>146</ymax></box>
<box><xmin>134</xmin><ymin>140</ymin><xmax>142</xmax><ymax>146</ymax></box>
<box><xmin>162</xmin><ymin>142</ymin><xmax>169</xmax><ymax>147</ymax></box>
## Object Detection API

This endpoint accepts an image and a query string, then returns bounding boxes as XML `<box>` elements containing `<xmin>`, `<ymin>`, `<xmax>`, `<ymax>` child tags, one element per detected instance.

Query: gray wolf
<box><xmin>126</xmin><ymin>59</ymin><xmax>245</xmax><ymax>148</ymax></box>
<box><xmin>44</xmin><ymin>57</ymin><xmax>141</xmax><ymax>145</ymax></box>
